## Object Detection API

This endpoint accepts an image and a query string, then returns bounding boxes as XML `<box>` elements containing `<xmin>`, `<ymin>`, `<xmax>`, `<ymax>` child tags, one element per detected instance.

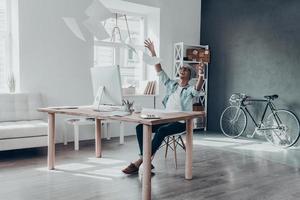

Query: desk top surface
<box><xmin>38</xmin><ymin>106</ymin><xmax>205</xmax><ymax>125</ymax></box>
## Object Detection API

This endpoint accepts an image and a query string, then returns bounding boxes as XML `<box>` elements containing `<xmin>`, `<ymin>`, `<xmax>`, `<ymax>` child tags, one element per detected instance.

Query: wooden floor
<box><xmin>0</xmin><ymin>133</ymin><xmax>300</xmax><ymax>200</ymax></box>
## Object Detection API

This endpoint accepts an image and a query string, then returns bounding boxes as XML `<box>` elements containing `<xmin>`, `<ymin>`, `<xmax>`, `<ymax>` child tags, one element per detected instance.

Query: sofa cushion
<box><xmin>0</xmin><ymin>136</ymin><xmax>47</xmax><ymax>151</ymax></box>
<box><xmin>0</xmin><ymin>120</ymin><xmax>48</xmax><ymax>139</ymax></box>
<box><xmin>0</xmin><ymin>93</ymin><xmax>44</xmax><ymax>122</ymax></box>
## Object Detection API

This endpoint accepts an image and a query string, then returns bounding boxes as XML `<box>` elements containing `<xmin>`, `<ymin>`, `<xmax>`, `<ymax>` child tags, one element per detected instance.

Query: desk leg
<box><xmin>142</xmin><ymin>124</ymin><xmax>152</xmax><ymax>200</ymax></box>
<box><xmin>95</xmin><ymin>119</ymin><xmax>102</xmax><ymax>158</ymax></box>
<box><xmin>105</xmin><ymin>123</ymin><xmax>111</xmax><ymax>140</ymax></box>
<box><xmin>120</xmin><ymin>122</ymin><xmax>124</xmax><ymax>144</ymax></box>
<box><xmin>48</xmin><ymin>113</ymin><xmax>55</xmax><ymax>170</ymax></box>
<box><xmin>185</xmin><ymin>119</ymin><xmax>193</xmax><ymax>180</ymax></box>
<box><xmin>74</xmin><ymin>124</ymin><xmax>79</xmax><ymax>151</ymax></box>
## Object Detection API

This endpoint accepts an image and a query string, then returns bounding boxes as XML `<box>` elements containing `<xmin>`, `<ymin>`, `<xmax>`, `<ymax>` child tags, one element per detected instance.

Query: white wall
<box><xmin>18</xmin><ymin>0</ymin><xmax>95</xmax><ymax>142</ymax></box>
<box><xmin>18</xmin><ymin>0</ymin><xmax>202</xmax><ymax>142</ymax></box>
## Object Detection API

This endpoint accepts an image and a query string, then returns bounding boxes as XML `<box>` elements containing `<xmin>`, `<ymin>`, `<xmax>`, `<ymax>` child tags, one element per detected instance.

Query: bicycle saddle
<box><xmin>264</xmin><ymin>94</ymin><xmax>279</xmax><ymax>100</ymax></box>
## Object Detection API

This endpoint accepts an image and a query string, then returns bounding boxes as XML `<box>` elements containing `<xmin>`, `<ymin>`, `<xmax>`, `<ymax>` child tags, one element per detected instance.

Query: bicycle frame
<box><xmin>241</xmin><ymin>98</ymin><xmax>282</xmax><ymax>131</ymax></box>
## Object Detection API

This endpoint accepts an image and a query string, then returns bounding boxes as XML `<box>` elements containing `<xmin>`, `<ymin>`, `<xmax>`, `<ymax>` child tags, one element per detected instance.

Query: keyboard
<box><xmin>140</xmin><ymin>114</ymin><xmax>160</xmax><ymax>119</ymax></box>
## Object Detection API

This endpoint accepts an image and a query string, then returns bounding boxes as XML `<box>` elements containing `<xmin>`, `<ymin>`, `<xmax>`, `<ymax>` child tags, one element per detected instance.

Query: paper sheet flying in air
<box><xmin>62</xmin><ymin>17</ymin><xmax>86</xmax><ymax>41</ymax></box>
<box><xmin>85</xmin><ymin>0</ymin><xmax>112</xmax><ymax>21</ymax></box>
<box><xmin>83</xmin><ymin>18</ymin><xmax>110</xmax><ymax>41</ymax></box>
<box><xmin>142</xmin><ymin>52</ymin><xmax>162</xmax><ymax>65</ymax></box>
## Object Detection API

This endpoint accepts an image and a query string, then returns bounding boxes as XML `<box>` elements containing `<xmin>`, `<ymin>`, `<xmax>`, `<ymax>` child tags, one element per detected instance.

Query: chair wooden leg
<box><xmin>179</xmin><ymin>136</ymin><xmax>186</xmax><ymax>151</ymax></box>
<box><xmin>165</xmin><ymin>136</ymin><xmax>169</xmax><ymax>158</ymax></box>
<box><xmin>173</xmin><ymin>136</ymin><xmax>177</xmax><ymax>169</ymax></box>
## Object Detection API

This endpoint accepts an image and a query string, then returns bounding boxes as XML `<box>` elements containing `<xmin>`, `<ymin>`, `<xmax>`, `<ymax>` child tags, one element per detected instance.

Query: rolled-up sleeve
<box><xmin>189</xmin><ymin>86</ymin><xmax>205</xmax><ymax>97</ymax></box>
<box><xmin>157</xmin><ymin>70</ymin><xmax>175</xmax><ymax>89</ymax></box>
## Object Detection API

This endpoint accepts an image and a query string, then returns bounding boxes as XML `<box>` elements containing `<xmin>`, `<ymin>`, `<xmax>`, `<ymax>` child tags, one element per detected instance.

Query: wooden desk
<box><xmin>38</xmin><ymin>106</ymin><xmax>204</xmax><ymax>200</ymax></box>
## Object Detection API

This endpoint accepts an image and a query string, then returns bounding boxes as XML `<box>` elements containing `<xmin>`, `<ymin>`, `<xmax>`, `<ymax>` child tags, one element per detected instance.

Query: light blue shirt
<box><xmin>158</xmin><ymin>70</ymin><xmax>203</xmax><ymax>111</ymax></box>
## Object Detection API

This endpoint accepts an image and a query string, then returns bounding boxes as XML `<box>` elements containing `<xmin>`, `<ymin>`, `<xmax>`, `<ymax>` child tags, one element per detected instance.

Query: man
<box><xmin>122</xmin><ymin>39</ymin><xmax>204</xmax><ymax>174</ymax></box>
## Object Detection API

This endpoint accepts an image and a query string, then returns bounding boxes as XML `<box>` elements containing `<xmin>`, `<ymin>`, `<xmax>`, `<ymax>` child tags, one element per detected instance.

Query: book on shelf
<box><xmin>143</xmin><ymin>81</ymin><xmax>151</xmax><ymax>95</ymax></box>
<box><xmin>143</xmin><ymin>81</ymin><xmax>156</xmax><ymax>95</ymax></box>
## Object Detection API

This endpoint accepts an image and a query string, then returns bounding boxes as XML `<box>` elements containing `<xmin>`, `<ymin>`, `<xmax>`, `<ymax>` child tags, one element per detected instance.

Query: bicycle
<box><xmin>219</xmin><ymin>93</ymin><xmax>300</xmax><ymax>148</ymax></box>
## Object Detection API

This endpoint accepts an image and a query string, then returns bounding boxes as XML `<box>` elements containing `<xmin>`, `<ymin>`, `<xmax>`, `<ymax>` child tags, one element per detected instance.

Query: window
<box><xmin>94</xmin><ymin>14</ymin><xmax>145</xmax><ymax>91</ymax></box>
<box><xmin>0</xmin><ymin>0</ymin><xmax>9</xmax><ymax>92</ymax></box>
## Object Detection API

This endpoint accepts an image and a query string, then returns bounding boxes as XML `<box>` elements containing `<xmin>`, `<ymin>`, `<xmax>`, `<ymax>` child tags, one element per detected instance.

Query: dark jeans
<box><xmin>136</xmin><ymin>122</ymin><xmax>186</xmax><ymax>156</ymax></box>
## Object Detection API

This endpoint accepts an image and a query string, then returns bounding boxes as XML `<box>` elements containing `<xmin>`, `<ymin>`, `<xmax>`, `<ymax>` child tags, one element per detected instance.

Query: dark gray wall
<box><xmin>201</xmin><ymin>0</ymin><xmax>300</xmax><ymax>133</ymax></box>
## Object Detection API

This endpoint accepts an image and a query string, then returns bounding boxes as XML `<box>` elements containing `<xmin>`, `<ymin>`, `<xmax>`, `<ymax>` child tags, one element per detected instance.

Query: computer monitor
<box><xmin>90</xmin><ymin>66</ymin><xmax>123</xmax><ymax>108</ymax></box>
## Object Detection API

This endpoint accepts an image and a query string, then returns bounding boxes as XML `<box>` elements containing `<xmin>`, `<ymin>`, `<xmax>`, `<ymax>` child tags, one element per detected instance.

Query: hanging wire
<box><xmin>124</xmin><ymin>14</ymin><xmax>132</xmax><ymax>42</ymax></box>
<box><xmin>110</xmin><ymin>13</ymin><xmax>132</xmax><ymax>43</ymax></box>
<box><xmin>111</xmin><ymin>13</ymin><xmax>122</xmax><ymax>42</ymax></box>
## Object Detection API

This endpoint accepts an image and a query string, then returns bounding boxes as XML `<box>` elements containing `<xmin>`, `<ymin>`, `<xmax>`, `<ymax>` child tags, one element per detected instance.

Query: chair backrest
<box><xmin>0</xmin><ymin>93</ymin><xmax>44</xmax><ymax>122</ymax></box>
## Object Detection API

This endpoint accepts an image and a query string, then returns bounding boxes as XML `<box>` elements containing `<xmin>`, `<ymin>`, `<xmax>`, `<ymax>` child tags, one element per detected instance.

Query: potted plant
<box><xmin>7</xmin><ymin>72</ymin><xmax>16</xmax><ymax>93</ymax></box>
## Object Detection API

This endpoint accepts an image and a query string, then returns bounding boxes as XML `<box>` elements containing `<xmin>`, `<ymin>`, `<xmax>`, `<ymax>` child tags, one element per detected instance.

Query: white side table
<box><xmin>64</xmin><ymin>118</ymin><xmax>124</xmax><ymax>150</ymax></box>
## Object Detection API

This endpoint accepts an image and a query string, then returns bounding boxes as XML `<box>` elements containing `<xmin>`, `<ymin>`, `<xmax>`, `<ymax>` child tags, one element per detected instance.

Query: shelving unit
<box><xmin>174</xmin><ymin>42</ymin><xmax>209</xmax><ymax>130</ymax></box>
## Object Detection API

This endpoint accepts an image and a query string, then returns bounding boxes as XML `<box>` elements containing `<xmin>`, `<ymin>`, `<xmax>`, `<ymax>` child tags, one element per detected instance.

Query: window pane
<box><xmin>121</xmin><ymin>49</ymin><xmax>142</xmax><ymax>87</ymax></box>
<box><xmin>94</xmin><ymin>46</ymin><xmax>114</xmax><ymax>67</ymax></box>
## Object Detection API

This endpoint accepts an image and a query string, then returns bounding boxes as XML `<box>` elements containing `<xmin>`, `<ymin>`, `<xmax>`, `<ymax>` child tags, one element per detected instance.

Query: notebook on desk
<box><xmin>90</xmin><ymin>105</ymin><xmax>131</xmax><ymax>116</ymax></box>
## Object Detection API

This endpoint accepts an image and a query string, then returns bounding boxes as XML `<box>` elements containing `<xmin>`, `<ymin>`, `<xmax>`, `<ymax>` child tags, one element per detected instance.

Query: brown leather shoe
<box><xmin>122</xmin><ymin>163</ymin><xmax>139</xmax><ymax>174</ymax></box>
<box><xmin>122</xmin><ymin>163</ymin><xmax>155</xmax><ymax>174</ymax></box>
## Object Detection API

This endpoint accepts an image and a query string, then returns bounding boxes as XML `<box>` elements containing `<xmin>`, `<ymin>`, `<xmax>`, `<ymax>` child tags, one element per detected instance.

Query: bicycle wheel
<box><xmin>264</xmin><ymin>109</ymin><xmax>300</xmax><ymax>148</ymax></box>
<box><xmin>220</xmin><ymin>106</ymin><xmax>247</xmax><ymax>138</ymax></box>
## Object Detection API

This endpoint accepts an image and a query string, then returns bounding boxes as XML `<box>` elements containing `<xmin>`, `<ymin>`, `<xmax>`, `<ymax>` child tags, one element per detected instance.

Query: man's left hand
<box><xmin>198</xmin><ymin>61</ymin><xmax>205</xmax><ymax>76</ymax></box>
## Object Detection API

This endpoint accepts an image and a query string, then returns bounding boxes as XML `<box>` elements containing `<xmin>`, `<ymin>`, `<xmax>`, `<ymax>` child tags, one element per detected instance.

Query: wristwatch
<box><xmin>199</xmin><ymin>73</ymin><xmax>205</xmax><ymax>77</ymax></box>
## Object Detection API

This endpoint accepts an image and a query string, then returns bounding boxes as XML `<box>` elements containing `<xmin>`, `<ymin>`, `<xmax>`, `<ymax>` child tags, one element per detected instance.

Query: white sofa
<box><xmin>0</xmin><ymin>93</ymin><xmax>48</xmax><ymax>151</ymax></box>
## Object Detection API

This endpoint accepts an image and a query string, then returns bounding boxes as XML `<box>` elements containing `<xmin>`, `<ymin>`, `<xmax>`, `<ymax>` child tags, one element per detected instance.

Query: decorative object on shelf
<box><xmin>174</xmin><ymin>42</ymin><xmax>209</xmax><ymax>130</ymax></box>
<box><xmin>7</xmin><ymin>72</ymin><xmax>16</xmax><ymax>93</ymax></box>
<box><xmin>186</xmin><ymin>48</ymin><xmax>210</xmax><ymax>63</ymax></box>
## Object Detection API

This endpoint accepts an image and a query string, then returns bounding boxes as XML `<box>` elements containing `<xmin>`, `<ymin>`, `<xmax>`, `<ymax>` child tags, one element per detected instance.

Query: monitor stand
<box><xmin>93</xmin><ymin>86</ymin><xmax>105</xmax><ymax>111</ymax></box>
<box><xmin>92</xmin><ymin>86</ymin><xmax>125</xmax><ymax>112</ymax></box>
